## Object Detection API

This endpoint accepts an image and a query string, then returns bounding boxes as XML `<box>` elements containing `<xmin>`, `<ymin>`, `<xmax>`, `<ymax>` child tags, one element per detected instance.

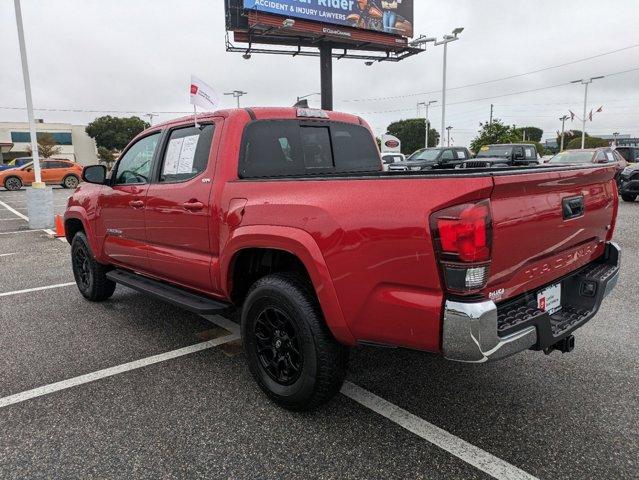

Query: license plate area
<box><xmin>537</xmin><ymin>282</ymin><xmax>562</xmax><ymax>315</ymax></box>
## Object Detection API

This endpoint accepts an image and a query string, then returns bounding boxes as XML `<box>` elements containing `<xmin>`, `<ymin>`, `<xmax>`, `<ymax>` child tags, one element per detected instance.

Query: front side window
<box><xmin>114</xmin><ymin>133</ymin><xmax>160</xmax><ymax>185</ymax></box>
<box><xmin>159</xmin><ymin>125</ymin><xmax>214</xmax><ymax>183</ymax></box>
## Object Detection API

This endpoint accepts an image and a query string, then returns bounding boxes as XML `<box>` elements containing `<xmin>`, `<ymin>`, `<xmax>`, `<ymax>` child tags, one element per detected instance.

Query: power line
<box><xmin>341</xmin><ymin>43</ymin><xmax>639</xmax><ymax>103</ymax></box>
<box><xmin>353</xmin><ymin>66</ymin><xmax>639</xmax><ymax>115</ymax></box>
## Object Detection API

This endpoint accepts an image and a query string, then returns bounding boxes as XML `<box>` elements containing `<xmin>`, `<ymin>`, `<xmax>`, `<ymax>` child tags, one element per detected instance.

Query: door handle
<box><xmin>129</xmin><ymin>200</ymin><xmax>145</xmax><ymax>209</ymax></box>
<box><xmin>182</xmin><ymin>201</ymin><xmax>205</xmax><ymax>212</ymax></box>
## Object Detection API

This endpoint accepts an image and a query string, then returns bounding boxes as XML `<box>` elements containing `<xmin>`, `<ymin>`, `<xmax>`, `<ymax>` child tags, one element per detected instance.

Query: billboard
<box><xmin>242</xmin><ymin>0</ymin><xmax>414</xmax><ymax>38</ymax></box>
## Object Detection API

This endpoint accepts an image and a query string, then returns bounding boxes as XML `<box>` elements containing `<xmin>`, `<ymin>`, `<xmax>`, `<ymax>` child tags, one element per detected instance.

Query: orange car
<box><xmin>0</xmin><ymin>159</ymin><xmax>83</xmax><ymax>191</ymax></box>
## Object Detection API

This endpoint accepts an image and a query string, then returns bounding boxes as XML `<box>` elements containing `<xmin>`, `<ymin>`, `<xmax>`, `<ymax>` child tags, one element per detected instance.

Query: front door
<box><xmin>145</xmin><ymin>123</ymin><xmax>217</xmax><ymax>292</ymax></box>
<box><xmin>97</xmin><ymin>132</ymin><xmax>161</xmax><ymax>272</ymax></box>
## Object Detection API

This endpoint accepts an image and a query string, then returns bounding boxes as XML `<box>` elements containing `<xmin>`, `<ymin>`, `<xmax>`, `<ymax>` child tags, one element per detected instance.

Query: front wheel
<box><xmin>621</xmin><ymin>194</ymin><xmax>637</xmax><ymax>202</ymax></box>
<box><xmin>4</xmin><ymin>176</ymin><xmax>22</xmax><ymax>191</ymax></box>
<box><xmin>241</xmin><ymin>273</ymin><xmax>349</xmax><ymax>411</ymax></box>
<box><xmin>71</xmin><ymin>232</ymin><xmax>116</xmax><ymax>301</ymax></box>
<box><xmin>62</xmin><ymin>175</ymin><xmax>79</xmax><ymax>189</ymax></box>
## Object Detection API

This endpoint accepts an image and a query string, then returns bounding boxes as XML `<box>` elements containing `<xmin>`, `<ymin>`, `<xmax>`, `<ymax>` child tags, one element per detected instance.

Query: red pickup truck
<box><xmin>65</xmin><ymin>107</ymin><xmax>620</xmax><ymax>410</ymax></box>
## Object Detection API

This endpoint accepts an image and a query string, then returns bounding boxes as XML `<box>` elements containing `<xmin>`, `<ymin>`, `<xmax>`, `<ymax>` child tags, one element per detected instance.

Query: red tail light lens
<box><xmin>430</xmin><ymin>200</ymin><xmax>493</xmax><ymax>294</ymax></box>
<box><xmin>432</xmin><ymin>201</ymin><xmax>492</xmax><ymax>262</ymax></box>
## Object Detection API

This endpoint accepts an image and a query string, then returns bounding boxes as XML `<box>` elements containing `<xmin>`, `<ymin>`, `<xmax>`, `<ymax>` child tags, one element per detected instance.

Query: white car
<box><xmin>381</xmin><ymin>153</ymin><xmax>406</xmax><ymax>171</ymax></box>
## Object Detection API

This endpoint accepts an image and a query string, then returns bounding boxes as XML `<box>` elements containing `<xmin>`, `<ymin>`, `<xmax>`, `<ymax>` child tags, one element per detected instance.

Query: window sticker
<box><xmin>456</xmin><ymin>151</ymin><xmax>466</xmax><ymax>159</ymax></box>
<box><xmin>525</xmin><ymin>148</ymin><xmax>534</xmax><ymax>158</ymax></box>
<box><xmin>606</xmin><ymin>152</ymin><xmax>615</xmax><ymax>162</ymax></box>
<box><xmin>163</xmin><ymin>137</ymin><xmax>184</xmax><ymax>175</ymax></box>
<box><xmin>177</xmin><ymin>135</ymin><xmax>200</xmax><ymax>174</ymax></box>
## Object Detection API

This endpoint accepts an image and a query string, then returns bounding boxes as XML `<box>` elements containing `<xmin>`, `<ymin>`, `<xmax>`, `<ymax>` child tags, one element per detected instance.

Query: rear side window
<box><xmin>159</xmin><ymin>125</ymin><xmax>214</xmax><ymax>183</ymax></box>
<box><xmin>239</xmin><ymin>120</ymin><xmax>380</xmax><ymax>178</ymax></box>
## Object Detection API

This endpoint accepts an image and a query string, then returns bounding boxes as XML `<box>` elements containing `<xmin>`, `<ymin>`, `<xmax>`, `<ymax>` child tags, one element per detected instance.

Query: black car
<box><xmin>618</xmin><ymin>163</ymin><xmax>639</xmax><ymax>202</ymax></box>
<box><xmin>615</xmin><ymin>146</ymin><xmax>638</xmax><ymax>164</ymax></box>
<box><xmin>389</xmin><ymin>147</ymin><xmax>471</xmax><ymax>171</ymax></box>
<box><xmin>473</xmin><ymin>143</ymin><xmax>540</xmax><ymax>167</ymax></box>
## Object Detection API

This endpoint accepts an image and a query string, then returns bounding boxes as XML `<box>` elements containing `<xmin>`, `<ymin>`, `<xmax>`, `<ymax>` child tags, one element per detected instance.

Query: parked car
<box><xmin>65</xmin><ymin>107</ymin><xmax>620</xmax><ymax>411</ymax></box>
<box><xmin>390</xmin><ymin>147</ymin><xmax>472</xmax><ymax>171</ymax></box>
<box><xmin>618</xmin><ymin>163</ymin><xmax>639</xmax><ymax>202</ymax></box>
<box><xmin>380</xmin><ymin>152</ymin><xmax>405</xmax><ymax>171</ymax></box>
<box><xmin>473</xmin><ymin>143</ymin><xmax>540</xmax><ymax>167</ymax></box>
<box><xmin>0</xmin><ymin>157</ymin><xmax>32</xmax><ymax>172</ymax></box>
<box><xmin>548</xmin><ymin>148</ymin><xmax>627</xmax><ymax>179</ymax></box>
<box><xmin>615</xmin><ymin>146</ymin><xmax>638</xmax><ymax>164</ymax></box>
<box><xmin>0</xmin><ymin>159</ymin><xmax>83</xmax><ymax>191</ymax></box>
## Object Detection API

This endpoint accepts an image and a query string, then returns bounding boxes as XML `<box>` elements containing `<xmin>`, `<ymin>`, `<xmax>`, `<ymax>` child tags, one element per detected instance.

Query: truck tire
<box><xmin>241</xmin><ymin>272</ymin><xmax>349</xmax><ymax>411</ymax></box>
<box><xmin>71</xmin><ymin>232</ymin><xmax>116</xmax><ymax>301</ymax></box>
<box><xmin>621</xmin><ymin>194</ymin><xmax>636</xmax><ymax>202</ymax></box>
<box><xmin>62</xmin><ymin>174</ymin><xmax>80</xmax><ymax>189</ymax></box>
<box><xmin>4</xmin><ymin>176</ymin><xmax>22</xmax><ymax>191</ymax></box>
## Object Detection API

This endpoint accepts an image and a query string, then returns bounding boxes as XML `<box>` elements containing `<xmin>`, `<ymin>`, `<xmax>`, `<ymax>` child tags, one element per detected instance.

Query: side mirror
<box><xmin>26</xmin><ymin>167</ymin><xmax>33</xmax><ymax>172</ymax></box>
<box><xmin>82</xmin><ymin>165</ymin><xmax>107</xmax><ymax>184</ymax></box>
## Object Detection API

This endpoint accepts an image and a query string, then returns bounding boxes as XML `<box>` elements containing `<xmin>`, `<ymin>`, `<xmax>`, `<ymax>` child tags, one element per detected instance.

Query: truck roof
<box><xmin>150</xmin><ymin>107</ymin><xmax>364</xmax><ymax>131</ymax></box>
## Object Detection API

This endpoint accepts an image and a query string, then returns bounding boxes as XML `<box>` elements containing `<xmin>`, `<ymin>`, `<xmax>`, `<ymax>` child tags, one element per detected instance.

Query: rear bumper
<box><xmin>442</xmin><ymin>242</ymin><xmax>620</xmax><ymax>363</ymax></box>
<box><xmin>618</xmin><ymin>177</ymin><xmax>639</xmax><ymax>194</ymax></box>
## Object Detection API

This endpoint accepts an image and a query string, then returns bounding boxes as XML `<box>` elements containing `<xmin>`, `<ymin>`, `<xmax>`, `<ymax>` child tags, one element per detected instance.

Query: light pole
<box><xmin>559</xmin><ymin>115</ymin><xmax>569</xmax><ymax>152</ymax></box>
<box><xmin>571</xmin><ymin>76</ymin><xmax>604</xmax><ymax>149</ymax></box>
<box><xmin>418</xmin><ymin>100</ymin><xmax>437</xmax><ymax>148</ymax></box>
<box><xmin>434</xmin><ymin>28</ymin><xmax>464</xmax><ymax>147</ymax></box>
<box><xmin>13</xmin><ymin>0</ymin><xmax>42</xmax><ymax>187</ymax></box>
<box><xmin>446</xmin><ymin>126</ymin><xmax>453</xmax><ymax>147</ymax></box>
<box><xmin>224</xmin><ymin>90</ymin><xmax>248</xmax><ymax>108</ymax></box>
<box><xmin>295</xmin><ymin>92</ymin><xmax>321</xmax><ymax>107</ymax></box>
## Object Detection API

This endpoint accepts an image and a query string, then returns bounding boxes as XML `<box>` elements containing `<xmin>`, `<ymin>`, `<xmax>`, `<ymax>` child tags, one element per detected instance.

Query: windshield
<box><xmin>476</xmin><ymin>146</ymin><xmax>512</xmax><ymax>158</ymax></box>
<box><xmin>407</xmin><ymin>149</ymin><xmax>440</xmax><ymax>162</ymax></box>
<box><xmin>549</xmin><ymin>151</ymin><xmax>594</xmax><ymax>164</ymax></box>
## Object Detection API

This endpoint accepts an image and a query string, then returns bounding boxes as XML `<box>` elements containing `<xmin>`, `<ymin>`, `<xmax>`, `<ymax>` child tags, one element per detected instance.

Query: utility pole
<box><xmin>446</xmin><ymin>126</ymin><xmax>453</xmax><ymax>147</ymax></box>
<box><xmin>559</xmin><ymin>115</ymin><xmax>569</xmax><ymax>152</ymax></box>
<box><xmin>144</xmin><ymin>113</ymin><xmax>158</xmax><ymax>126</ymax></box>
<box><xmin>571</xmin><ymin>76</ymin><xmax>604</xmax><ymax>149</ymax></box>
<box><xmin>418</xmin><ymin>100</ymin><xmax>437</xmax><ymax>148</ymax></box>
<box><xmin>489</xmin><ymin>104</ymin><xmax>494</xmax><ymax>125</ymax></box>
<box><xmin>224</xmin><ymin>90</ymin><xmax>248</xmax><ymax>108</ymax></box>
<box><xmin>434</xmin><ymin>28</ymin><xmax>464</xmax><ymax>146</ymax></box>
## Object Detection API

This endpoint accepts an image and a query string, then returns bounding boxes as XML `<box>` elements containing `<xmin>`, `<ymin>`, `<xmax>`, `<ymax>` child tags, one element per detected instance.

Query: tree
<box><xmin>97</xmin><ymin>146</ymin><xmax>116</xmax><ymax>167</ymax></box>
<box><xmin>513</xmin><ymin>126</ymin><xmax>543</xmax><ymax>142</ymax></box>
<box><xmin>566</xmin><ymin>136</ymin><xmax>609</xmax><ymax>150</ymax></box>
<box><xmin>386</xmin><ymin>118</ymin><xmax>440</xmax><ymax>155</ymax></box>
<box><xmin>27</xmin><ymin>132</ymin><xmax>62</xmax><ymax>159</ymax></box>
<box><xmin>86</xmin><ymin>116</ymin><xmax>149</xmax><ymax>151</ymax></box>
<box><xmin>470</xmin><ymin>119</ymin><xmax>517</xmax><ymax>152</ymax></box>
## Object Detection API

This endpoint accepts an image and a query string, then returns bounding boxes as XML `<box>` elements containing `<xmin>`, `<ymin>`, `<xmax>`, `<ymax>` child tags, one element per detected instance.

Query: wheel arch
<box><xmin>221</xmin><ymin>225</ymin><xmax>356</xmax><ymax>346</ymax></box>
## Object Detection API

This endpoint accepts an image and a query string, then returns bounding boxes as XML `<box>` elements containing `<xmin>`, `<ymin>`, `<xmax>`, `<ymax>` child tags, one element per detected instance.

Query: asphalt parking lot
<box><xmin>0</xmin><ymin>187</ymin><xmax>637</xmax><ymax>480</ymax></box>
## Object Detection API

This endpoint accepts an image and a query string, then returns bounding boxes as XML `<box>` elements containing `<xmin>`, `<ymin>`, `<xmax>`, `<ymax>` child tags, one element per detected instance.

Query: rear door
<box><xmin>145</xmin><ymin>122</ymin><xmax>218</xmax><ymax>292</ymax></box>
<box><xmin>485</xmin><ymin>165</ymin><xmax>618</xmax><ymax>302</ymax></box>
<box><xmin>97</xmin><ymin>132</ymin><xmax>161</xmax><ymax>271</ymax></box>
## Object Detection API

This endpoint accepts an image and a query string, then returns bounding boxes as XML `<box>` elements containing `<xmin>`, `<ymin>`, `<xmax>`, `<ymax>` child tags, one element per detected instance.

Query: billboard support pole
<box><xmin>320</xmin><ymin>43</ymin><xmax>333</xmax><ymax>111</ymax></box>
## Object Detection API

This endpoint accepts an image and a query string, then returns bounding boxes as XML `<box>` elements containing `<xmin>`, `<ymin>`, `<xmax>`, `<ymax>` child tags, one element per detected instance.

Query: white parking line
<box><xmin>0</xmin><ymin>253</ymin><xmax>18</xmax><ymax>258</ymax></box>
<box><xmin>0</xmin><ymin>199</ymin><xmax>28</xmax><ymax>221</ymax></box>
<box><xmin>0</xmin><ymin>229</ymin><xmax>45</xmax><ymax>236</ymax></box>
<box><xmin>0</xmin><ymin>218</ymin><xmax>25</xmax><ymax>222</ymax></box>
<box><xmin>341</xmin><ymin>382</ymin><xmax>538</xmax><ymax>480</ymax></box>
<box><xmin>0</xmin><ymin>282</ymin><xmax>76</xmax><ymax>298</ymax></box>
<box><xmin>0</xmin><ymin>333</ymin><xmax>240</xmax><ymax>409</ymax></box>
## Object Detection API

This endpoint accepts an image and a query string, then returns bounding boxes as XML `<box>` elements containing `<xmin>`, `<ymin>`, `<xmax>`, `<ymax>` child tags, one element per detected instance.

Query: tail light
<box><xmin>430</xmin><ymin>200</ymin><xmax>492</xmax><ymax>294</ymax></box>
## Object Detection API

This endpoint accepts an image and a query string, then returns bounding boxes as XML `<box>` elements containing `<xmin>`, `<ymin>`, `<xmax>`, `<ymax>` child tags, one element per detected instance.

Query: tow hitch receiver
<box><xmin>544</xmin><ymin>335</ymin><xmax>575</xmax><ymax>355</ymax></box>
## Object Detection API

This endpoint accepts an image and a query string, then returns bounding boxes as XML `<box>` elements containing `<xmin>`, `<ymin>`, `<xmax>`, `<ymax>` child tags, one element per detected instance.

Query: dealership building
<box><xmin>0</xmin><ymin>120</ymin><xmax>98</xmax><ymax>166</ymax></box>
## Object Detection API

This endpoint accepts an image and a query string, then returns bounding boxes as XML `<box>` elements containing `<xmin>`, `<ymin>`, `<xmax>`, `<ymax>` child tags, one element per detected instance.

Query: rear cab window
<box><xmin>239</xmin><ymin>120</ymin><xmax>381</xmax><ymax>178</ymax></box>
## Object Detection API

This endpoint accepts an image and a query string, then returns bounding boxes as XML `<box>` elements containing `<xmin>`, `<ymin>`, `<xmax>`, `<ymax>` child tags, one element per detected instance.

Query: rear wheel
<box><xmin>62</xmin><ymin>175</ymin><xmax>79</xmax><ymax>189</ymax></box>
<box><xmin>71</xmin><ymin>232</ymin><xmax>116</xmax><ymax>301</ymax></box>
<box><xmin>621</xmin><ymin>194</ymin><xmax>637</xmax><ymax>202</ymax></box>
<box><xmin>241</xmin><ymin>273</ymin><xmax>349</xmax><ymax>411</ymax></box>
<box><xmin>4</xmin><ymin>176</ymin><xmax>22</xmax><ymax>191</ymax></box>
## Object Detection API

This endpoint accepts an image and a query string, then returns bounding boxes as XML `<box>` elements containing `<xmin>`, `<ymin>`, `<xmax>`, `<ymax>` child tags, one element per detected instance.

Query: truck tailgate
<box><xmin>485</xmin><ymin>165</ymin><xmax>618</xmax><ymax>302</ymax></box>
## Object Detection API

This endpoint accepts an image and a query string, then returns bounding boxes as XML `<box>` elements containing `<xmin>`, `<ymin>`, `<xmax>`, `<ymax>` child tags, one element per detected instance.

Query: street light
<box><xmin>434</xmin><ymin>28</ymin><xmax>464</xmax><ymax>146</ymax></box>
<box><xmin>559</xmin><ymin>114</ymin><xmax>570</xmax><ymax>152</ymax></box>
<box><xmin>418</xmin><ymin>100</ymin><xmax>437</xmax><ymax>148</ymax></box>
<box><xmin>446</xmin><ymin>126</ymin><xmax>454</xmax><ymax>147</ymax></box>
<box><xmin>224</xmin><ymin>90</ymin><xmax>248</xmax><ymax>108</ymax></box>
<box><xmin>571</xmin><ymin>76</ymin><xmax>604</xmax><ymax>149</ymax></box>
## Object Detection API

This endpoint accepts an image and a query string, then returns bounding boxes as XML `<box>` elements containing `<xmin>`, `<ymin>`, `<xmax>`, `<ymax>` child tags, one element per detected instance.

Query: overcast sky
<box><xmin>1</xmin><ymin>0</ymin><xmax>638</xmax><ymax>147</ymax></box>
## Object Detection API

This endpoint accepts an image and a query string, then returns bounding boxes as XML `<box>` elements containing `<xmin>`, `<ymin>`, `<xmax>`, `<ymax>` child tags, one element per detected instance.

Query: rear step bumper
<box><xmin>442</xmin><ymin>242</ymin><xmax>620</xmax><ymax>363</ymax></box>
